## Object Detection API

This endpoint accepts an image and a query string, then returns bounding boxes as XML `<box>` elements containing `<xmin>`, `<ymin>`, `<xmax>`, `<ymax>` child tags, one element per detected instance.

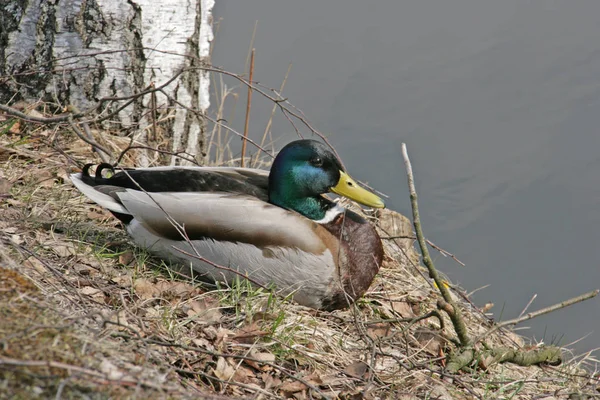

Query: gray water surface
<box><xmin>212</xmin><ymin>1</ymin><xmax>600</xmax><ymax>355</ymax></box>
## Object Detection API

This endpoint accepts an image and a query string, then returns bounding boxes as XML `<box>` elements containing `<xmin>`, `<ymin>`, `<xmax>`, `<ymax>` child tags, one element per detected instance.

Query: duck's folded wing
<box><xmin>116</xmin><ymin>190</ymin><xmax>329</xmax><ymax>255</ymax></box>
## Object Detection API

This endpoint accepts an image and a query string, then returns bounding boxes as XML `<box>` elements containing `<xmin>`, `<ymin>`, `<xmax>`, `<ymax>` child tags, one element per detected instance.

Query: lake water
<box><xmin>211</xmin><ymin>1</ymin><xmax>600</xmax><ymax>356</ymax></box>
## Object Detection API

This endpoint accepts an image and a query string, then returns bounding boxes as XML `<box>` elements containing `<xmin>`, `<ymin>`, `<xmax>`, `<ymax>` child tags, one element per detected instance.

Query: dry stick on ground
<box><xmin>240</xmin><ymin>48</ymin><xmax>255</xmax><ymax>168</ymax></box>
<box><xmin>0</xmin><ymin>356</ymin><xmax>177</xmax><ymax>392</ymax></box>
<box><xmin>401</xmin><ymin>143</ymin><xmax>471</xmax><ymax>348</ymax></box>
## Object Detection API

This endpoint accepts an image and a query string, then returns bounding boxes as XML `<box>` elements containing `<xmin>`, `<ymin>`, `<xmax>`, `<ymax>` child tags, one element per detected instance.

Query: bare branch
<box><xmin>240</xmin><ymin>48</ymin><xmax>255</xmax><ymax>168</ymax></box>
<box><xmin>401</xmin><ymin>142</ymin><xmax>471</xmax><ymax>347</ymax></box>
<box><xmin>474</xmin><ymin>289</ymin><xmax>599</xmax><ymax>345</ymax></box>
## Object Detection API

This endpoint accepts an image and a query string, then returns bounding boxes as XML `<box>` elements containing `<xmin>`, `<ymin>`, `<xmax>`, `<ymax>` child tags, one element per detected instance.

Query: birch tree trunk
<box><xmin>0</xmin><ymin>0</ymin><xmax>214</xmax><ymax>166</ymax></box>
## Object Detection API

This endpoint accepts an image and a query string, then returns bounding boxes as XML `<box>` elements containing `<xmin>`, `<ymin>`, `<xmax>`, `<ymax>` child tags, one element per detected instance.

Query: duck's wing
<box><xmin>71</xmin><ymin>169</ymin><xmax>332</xmax><ymax>255</ymax></box>
<box><xmin>71</xmin><ymin>166</ymin><xmax>270</xmax><ymax>221</ymax></box>
<box><xmin>118</xmin><ymin>191</ymin><xmax>330</xmax><ymax>255</ymax></box>
<box><xmin>79</xmin><ymin>165</ymin><xmax>270</xmax><ymax>200</ymax></box>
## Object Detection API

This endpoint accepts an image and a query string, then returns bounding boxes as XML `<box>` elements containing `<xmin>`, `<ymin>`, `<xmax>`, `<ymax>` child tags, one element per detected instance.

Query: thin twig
<box><xmin>382</xmin><ymin>234</ymin><xmax>465</xmax><ymax>267</ymax></box>
<box><xmin>241</xmin><ymin>48</ymin><xmax>255</xmax><ymax>168</ymax></box>
<box><xmin>149</xmin><ymin>81</ymin><xmax>158</xmax><ymax>142</ymax></box>
<box><xmin>473</xmin><ymin>289</ymin><xmax>599</xmax><ymax>345</ymax></box>
<box><xmin>425</xmin><ymin>239</ymin><xmax>465</xmax><ymax>267</ymax></box>
<box><xmin>518</xmin><ymin>294</ymin><xmax>537</xmax><ymax>319</ymax></box>
<box><xmin>401</xmin><ymin>143</ymin><xmax>470</xmax><ymax>347</ymax></box>
<box><xmin>67</xmin><ymin>114</ymin><xmax>112</xmax><ymax>163</ymax></box>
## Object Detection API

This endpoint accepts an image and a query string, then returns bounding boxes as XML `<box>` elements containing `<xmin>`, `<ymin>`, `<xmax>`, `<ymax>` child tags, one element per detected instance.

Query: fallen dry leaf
<box><xmin>414</xmin><ymin>328</ymin><xmax>444</xmax><ymax>356</ymax></box>
<box><xmin>232</xmin><ymin>365</ymin><xmax>255</xmax><ymax>384</ymax></box>
<box><xmin>279</xmin><ymin>379</ymin><xmax>307</xmax><ymax>394</ymax></box>
<box><xmin>343</xmin><ymin>361</ymin><xmax>369</xmax><ymax>379</ymax></box>
<box><xmin>52</xmin><ymin>243</ymin><xmax>77</xmax><ymax>258</ymax></box>
<box><xmin>214</xmin><ymin>327</ymin><xmax>236</xmax><ymax>348</ymax></box>
<box><xmin>154</xmin><ymin>280</ymin><xmax>197</xmax><ymax>298</ymax></box>
<box><xmin>366</xmin><ymin>323</ymin><xmax>392</xmax><ymax>340</ymax></box>
<box><xmin>390</xmin><ymin>300</ymin><xmax>416</xmax><ymax>318</ymax></box>
<box><xmin>79</xmin><ymin>286</ymin><xmax>103</xmax><ymax>296</ymax></box>
<box><xmin>2</xmin><ymin>226</ymin><xmax>18</xmax><ymax>235</ymax></box>
<box><xmin>133</xmin><ymin>278</ymin><xmax>160</xmax><ymax>300</ymax></box>
<box><xmin>339</xmin><ymin>392</ymin><xmax>365</xmax><ymax>400</ymax></box>
<box><xmin>213</xmin><ymin>357</ymin><xmax>235</xmax><ymax>381</ymax></box>
<box><xmin>23</xmin><ymin>256</ymin><xmax>46</xmax><ymax>274</ymax></box>
<box><xmin>261</xmin><ymin>372</ymin><xmax>282</xmax><ymax>389</ymax></box>
<box><xmin>305</xmin><ymin>373</ymin><xmax>323</xmax><ymax>386</ymax></box>
<box><xmin>10</xmin><ymin>234</ymin><xmax>23</xmax><ymax>245</ymax></box>
<box><xmin>292</xmin><ymin>391</ymin><xmax>308</xmax><ymax>400</ymax></box>
<box><xmin>73</xmin><ymin>263</ymin><xmax>97</xmax><ymax>276</ymax></box>
<box><xmin>87</xmin><ymin>210</ymin><xmax>110</xmax><ymax>220</ymax></box>
<box><xmin>35</xmin><ymin>168</ymin><xmax>56</xmax><ymax>188</ymax></box>
<box><xmin>100</xmin><ymin>359</ymin><xmax>124</xmax><ymax>380</ymax></box>
<box><xmin>5</xmin><ymin>198</ymin><xmax>23</xmax><ymax>207</ymax></box>
<box><xmin>430</xmin><ymin>385</ymin><xmax>454</xmax><ymax>400</ymax></box>
<box><xmin>191</xmin><ymin>337</ymin><xmax>215</xmax><ymax>352</ymax></box>
<box><xmin>8</xmin><ymin>120</ymin><xmax>20</xmax><ymax>134</ymax></box>
<box><xmin>118</xmin><ymin>250</ymin><xmax>134</xmax><ymax>266</ymax></box>
<box><xmin>111</xmin><ymin>274</ymin><xmax>132</xmax><ymax>286</ymax></box>
<box><xmin>0</xmin><ymin>177</ymin><xmax>12</xmax><ymax>197</ymax></box>
<box><xmin>244</xmin><ymin>351</ymin><xmax>275</xmax><ymax>371</ymax></box>
<box><xmin>185</xmin><ymin>298</ymin><xmax>222</xmax><ymax>323</ymax></box>
<box><xmin>234</xmin><ymin>321</ymin><xmax>268</xmax><ymax>344</ymax></box>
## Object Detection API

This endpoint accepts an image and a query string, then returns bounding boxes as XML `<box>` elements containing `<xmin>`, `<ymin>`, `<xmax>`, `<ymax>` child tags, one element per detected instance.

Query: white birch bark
<box><xmin>1</xmin><ymin>0</ymin><xmax>214</xmax><ymax>166</ymax></box>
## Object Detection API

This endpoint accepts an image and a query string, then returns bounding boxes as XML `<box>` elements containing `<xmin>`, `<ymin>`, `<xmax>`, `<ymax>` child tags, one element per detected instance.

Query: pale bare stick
<box><xmin>381</xmin><ymin>235</ymin><xmax>465</xmax><ymax>267</ymax></box>
<box><xmin>67</xmin><ymin>114</ymin><xmax>112</xmax><ymax>162</ymax></box>
<box><xmin>474</xmin><ymin>289</ymin><xmax>599</xmax><ymax>345</ymax></box>
<box><xmin>240</xmin><ymin>48</ymin><xmax>255</xmax><ymax>168</ymax></box>
<box><xmin>518</xmin><ymin>294</ymin><xmax>537</xmax><ymax>319</ymax></box>
<box><xmin>426</xmin><ymin>239</ymin><xmax>465</xmax><ymax>267</ymax></box>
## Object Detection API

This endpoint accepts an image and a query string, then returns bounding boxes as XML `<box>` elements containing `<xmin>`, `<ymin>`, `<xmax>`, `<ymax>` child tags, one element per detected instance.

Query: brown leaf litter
<box><xmin>0</xmin><ymin>125</ymin><xmax>598</xmax><ymax>399</ymax></box>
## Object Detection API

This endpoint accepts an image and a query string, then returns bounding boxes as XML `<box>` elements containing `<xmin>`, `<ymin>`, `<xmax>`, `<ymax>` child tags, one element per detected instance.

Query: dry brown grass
<box><xmin>0</xmin><ymin>117</ymin><xmax>599</xmax><ymax>399</ymax></box>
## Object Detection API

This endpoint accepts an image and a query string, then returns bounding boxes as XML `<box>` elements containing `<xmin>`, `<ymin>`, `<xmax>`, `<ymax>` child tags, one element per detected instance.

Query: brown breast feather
<box><xmin>317</xmin><ymin>210</ymin><xmax>383</xmax><ymax>310</ymax></box>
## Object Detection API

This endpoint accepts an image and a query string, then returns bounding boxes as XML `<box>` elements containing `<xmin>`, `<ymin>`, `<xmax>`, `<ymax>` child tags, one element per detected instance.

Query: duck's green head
<box><xmin>268</xmin><ymin>139</ymin><xmax>385</xmax><ymax>220</ymax></box>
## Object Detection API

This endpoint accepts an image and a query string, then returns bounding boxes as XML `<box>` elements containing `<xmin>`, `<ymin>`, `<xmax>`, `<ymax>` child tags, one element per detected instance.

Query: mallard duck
<box><xmin>70</xmin><ymin>139</ymin><xmax>385</xmax><ymax>310</ymax></box>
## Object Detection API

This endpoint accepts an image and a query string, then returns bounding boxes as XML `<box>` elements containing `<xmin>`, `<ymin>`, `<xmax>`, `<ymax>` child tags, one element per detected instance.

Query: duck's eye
<box><xmin>309</xmin><ymin>157</ymin><xmax>323</xmax><ymax>167</ymax></box>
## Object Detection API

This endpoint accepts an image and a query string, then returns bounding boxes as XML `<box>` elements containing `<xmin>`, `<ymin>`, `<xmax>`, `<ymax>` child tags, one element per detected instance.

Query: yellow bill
<box><xmin>330</xmin><ymin>171</ymin><xmax>385</xmax><ymax>208</ymax></box>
